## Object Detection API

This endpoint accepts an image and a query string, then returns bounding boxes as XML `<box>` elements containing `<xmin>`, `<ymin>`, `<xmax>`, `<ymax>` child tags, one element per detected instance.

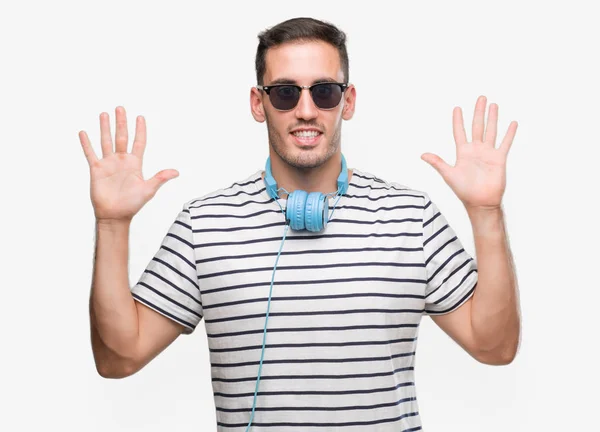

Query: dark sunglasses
<box><xmin>257</xmin><ymin>82</ymin><xmax>349</xmax><ymax>111</ymax></box>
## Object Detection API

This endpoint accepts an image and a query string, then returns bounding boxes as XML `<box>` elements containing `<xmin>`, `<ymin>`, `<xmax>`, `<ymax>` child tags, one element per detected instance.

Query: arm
<box><xmin>79</xmin><ymin>106</ymin><xmax>182</xmax><ymax>378</ymax></box>
<box><xmin>90</xmin><ymin>220</ymin><xmax>184</xmax><ymax>378</ymax></box>
<box><xmin>421</xmin><ymin>95</ymin><xmax>521</xmax><ymax>365</ymax></box>
<box><xmin>430</xmin><ymin>206</ymin><xmax>521</xmax><ymax>365</ymax></box>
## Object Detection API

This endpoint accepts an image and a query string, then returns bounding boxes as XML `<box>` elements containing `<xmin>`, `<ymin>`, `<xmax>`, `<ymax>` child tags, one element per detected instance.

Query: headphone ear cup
<box><xmin>305</xmin><ymin>192</ymin><xmax>326</xmax><ymax>232</ymax></box>
<box><xmin>286</xmin><ymin>190</ymin><xmax>308</xmax><ymax>230</ymax></box>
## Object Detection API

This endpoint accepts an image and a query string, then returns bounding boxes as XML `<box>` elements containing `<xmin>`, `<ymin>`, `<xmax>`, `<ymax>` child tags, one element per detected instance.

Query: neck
<box><xmin>263</xmin><ymin>152</ymin><xmax>352</xmax><ymax>198</ymax></box>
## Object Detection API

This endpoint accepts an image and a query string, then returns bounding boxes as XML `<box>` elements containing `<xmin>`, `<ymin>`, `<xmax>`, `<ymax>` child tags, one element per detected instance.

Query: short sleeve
<box><xmin>422</xmin><ymin>193</ymin><xmax>478</xmax><ymax>315</ymax></box>
<box><xmin>131</xmin><ymin>202</ymin><xmax>203</xmax><ymax>334</ymax></box>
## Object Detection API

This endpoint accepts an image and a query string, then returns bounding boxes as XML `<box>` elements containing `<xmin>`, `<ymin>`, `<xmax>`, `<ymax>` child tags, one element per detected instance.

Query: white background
<box><xmin>1</xmin><ymin>0</ymin><xmax>598</xmax><ymax>430</ymax></box>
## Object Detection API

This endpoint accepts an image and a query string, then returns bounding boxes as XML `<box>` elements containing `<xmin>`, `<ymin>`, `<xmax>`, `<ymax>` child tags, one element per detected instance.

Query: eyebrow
<box><xmin>267</xmin><ymin>77</ymin><xmax>339</xmax><ymax>85</ymax></box>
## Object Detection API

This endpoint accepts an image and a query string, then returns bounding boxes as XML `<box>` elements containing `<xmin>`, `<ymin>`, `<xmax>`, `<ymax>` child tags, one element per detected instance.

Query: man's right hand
<box><xmin>79</xmin><ymin>106</ymin><xmax>179</xmax><ymax>224</ymax></box>
<box><xmin>81</xmin><ymin>106</ymin><xmax>185</xmax><ymax>378</ymax></box>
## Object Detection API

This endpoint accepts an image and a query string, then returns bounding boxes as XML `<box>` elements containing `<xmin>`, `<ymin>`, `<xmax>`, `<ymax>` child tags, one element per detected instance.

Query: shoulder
<box><xmin>350</xmin><ymin>167</ymin><xmax>429</xmax><ymax>204</ymax></box>
<box><xmin>182</xmin><ymin>169</ymin><xmax>265</xmax><ymax>214</ymax></box>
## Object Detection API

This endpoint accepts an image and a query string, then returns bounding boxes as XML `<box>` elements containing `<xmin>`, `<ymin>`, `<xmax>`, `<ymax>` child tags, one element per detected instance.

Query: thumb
<box><xmin>147</xmin><ymin>169</ymin><xmax>179</xmax><ymax>194</ymax></box>
<box><xmin>421</xmin><ymin>153</ymin><xmax>452</xmax><ymax>179</ymax></box>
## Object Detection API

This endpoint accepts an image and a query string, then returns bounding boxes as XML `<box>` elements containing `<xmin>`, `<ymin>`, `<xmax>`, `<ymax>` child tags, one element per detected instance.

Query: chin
<box><xmin>285</xmin><ymin>142</ymin><xmax>335</xmax><ymax>169</ymax></box>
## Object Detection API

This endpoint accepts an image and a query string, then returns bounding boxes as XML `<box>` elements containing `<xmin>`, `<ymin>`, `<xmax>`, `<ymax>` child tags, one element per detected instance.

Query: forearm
<box><xmin>89</xmin><ymin>220</ymin><xmax>140</xmax><ymax>368</ymax></box>
<box><xmin>467</xmin><ymin>206</ymin><xmax>520</xmax><ymax>361</ymax></box>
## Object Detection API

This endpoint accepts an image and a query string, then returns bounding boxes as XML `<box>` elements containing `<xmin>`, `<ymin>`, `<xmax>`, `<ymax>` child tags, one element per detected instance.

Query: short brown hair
<box><xmin>255</xmin><ymin>17</ymin><xmax>349</xmax><ymax>85</ymax></box>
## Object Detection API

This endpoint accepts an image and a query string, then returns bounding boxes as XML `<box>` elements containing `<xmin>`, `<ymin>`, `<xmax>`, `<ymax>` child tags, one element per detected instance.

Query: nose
<box><xmin>295</xmin><ymin>88</ymin><xmax>319</xmax><ymax>121</ymax></box>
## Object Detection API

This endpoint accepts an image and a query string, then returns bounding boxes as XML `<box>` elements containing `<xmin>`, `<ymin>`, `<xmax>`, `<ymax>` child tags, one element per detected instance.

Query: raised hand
<box><xmin>421</xmin><ymin>95</ymin><xmax>518</xmax><ymax>211</ymax></box>
<box><xmin>79</xmin><ymin>106</ymin><xmax>179</xmax><ymax>223</ymax></box>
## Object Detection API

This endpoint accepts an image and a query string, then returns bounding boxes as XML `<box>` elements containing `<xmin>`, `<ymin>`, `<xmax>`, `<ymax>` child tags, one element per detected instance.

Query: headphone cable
<box><xmin>245</xmin><ymin>221</ymin><xmax>290</xmax><ymax>431</ymax></box>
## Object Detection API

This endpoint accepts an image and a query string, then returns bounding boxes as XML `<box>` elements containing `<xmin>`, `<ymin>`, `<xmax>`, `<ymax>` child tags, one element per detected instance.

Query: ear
<box><xmin>341</xmin><ymin>84</ymin><xmax>356</xmax><ymax>121</ymax></box>
<box><xmin>250</xmin><ymin>87</ymin><xmax>266</xmax><ymax>123</ymax></box>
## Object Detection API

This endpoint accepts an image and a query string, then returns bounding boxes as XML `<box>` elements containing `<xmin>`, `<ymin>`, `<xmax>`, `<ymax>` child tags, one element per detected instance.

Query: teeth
<box><xmin>293</xmin><ymin>130</ymin><xmax>320</xmax><ymax>138</ymax></box>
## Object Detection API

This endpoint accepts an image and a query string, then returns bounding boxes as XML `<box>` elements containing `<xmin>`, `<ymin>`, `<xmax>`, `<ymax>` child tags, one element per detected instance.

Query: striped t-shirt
<box><xmin>131</xmin><ymin>167</ymin><xmax>478</xmax><ymax>431</ymax></box>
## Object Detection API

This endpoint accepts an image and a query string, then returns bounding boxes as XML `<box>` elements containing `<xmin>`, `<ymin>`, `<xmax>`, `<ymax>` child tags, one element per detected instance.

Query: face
<box><xmin>250</xmin><ymin>40</ymin><xmax>356</xmax><ymax>169</ymax></box>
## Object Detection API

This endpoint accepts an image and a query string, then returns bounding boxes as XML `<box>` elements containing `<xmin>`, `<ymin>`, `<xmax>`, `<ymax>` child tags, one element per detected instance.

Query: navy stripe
<box><xmin>217</xmin><ymin>396</ymin><xmax>418</xmax><ymax>412</ymax></box>
<box><xmin>192</xmin><ymin>203</ymin><xmax>424</xmax><ymax>219</ymax></box>
<box><xmin>143</xmin><ymin>271</ymin><xmax>202</xmax><ymax>307</ymax></box>
<box><xmin>132</xmin><ymin>293</ymin><xmax>197</xmax><ymax>328</ymax></box>
<box><xmin>209</xmin><ymin>337</ymin><xmax>417</xmax><ymax>353</ymax></box>
<box><xmin>434</xmin><ymin>269</ymin><xmax>478</xmax><ymax>305</ymax></box>
<box><xmin>341</xmin><ymin>203</ymin><xmax>424</xmax><ymax>212</ymax></box>
<box><xmin>344</xmin><ymin>192</ymin><xmax>426</xmax><ymax>202</ymax></box>
<box><xmin>202</xmin><ymin>276</ymin><xmax>425</xmax><ymax>296</ymax></box>
<box><xmin>198</xmin><ymin>261</ymin><xmax>425</xmax><ymax>281</ymax></box>
<box><xmin>425</xmin><ymin>282</ymin><xmax>477</xmax><ymax>314</ymax></box>
<box><xmin>211</xmin><ymin>350</ymin><xmax>415</xmax><ymax>368</ymax></box>
<box><xmin>137</xmin><ymin>282</ymin><xmax>202</xmax><ymax>318</ymax></box>
<box><xmin>189</xmin><ymin>177</ymin><xmax>264</xmax><ymax>204</ymax></box>
<box><xmin>423</xmin><ymin>224</ymin><xmax>449</xmax><ymax>247</ymax></box>
<box><xmin>217</xmin><ymin>412</ymin><xmax>420</xmax><ymax>429</ymax></box>
<box><xmin>193</xmin><ymin>187</ymin><xmax>266</xmax><ymax>203</ymax></box>
<box><xmin>194</xmin><ymin>220</ymin><xmax>285</xmax><ymax>233</ymax></box>
<box><xmin>160</xmin><ymin>245</ymin><xmax>196</xmax><ymax>270</ymax></box>
<box><xmin>424</xmin><ymin>236</ymin><xmax>459</xmax><ymax>265</ymax></box>
<box><xmin>423</xmin><ymin>209</ymin><xmax>441</xmax><ymax>228</ymax></box>
<box><xmin>204</xmin><ymin>292</ymin><xmax>424</xmax><ymax>311</ymax></box>
<box><xmin>211</xmin><ymin>366</ymin><xmax>415</xmax><ymax>383</ymax></box>
<box><xmin>195</xmin><ymin>231</ymin><xmax>422</xmax><ymax>248</ymax></box>
<box><xmin>191</xmin><ymin>198</ymin><xmax>273</xmax><ymax>209</ymax></box>
<box><xmin>192</xmin><ymin>208</ymin><xmax>281</xmax><ymax>219</ymax></box>
<box><xmin>427</xmin><ymin>247</ymin><xmax>464</xmax><ymax>282</ymax></box>
<box><xmin>204</xmin><ymin>308</ymin><xmax>424</xmax><ymax>324</ymax></box>
<box><xmin>173</xmin><ymin>219</ymin><xmax>191</xmax><ymax>230</ymax></box>
<box><xmin>151</xmin><ymin>256</ymin><xmax>199</xmax><ymax>290</ymax></box>
<box><xmin>352</xmin><ymin>173</ymin><xmax>388</xmax><ymax>183</ymax></box>
<box><xmin>207</xmin><ymin>323</ymin><xmax>419</xmax><ymax>339</ymax></box>
<box><xmin>224</xmin><ymin>176</ymin><xmax>263</xmax><ymax>189</ymax></box>
<box><xmin>426</xmin><ymin>257</ymin><xmax>473</xmax><ymax>297</ymax></box>
<box><xmin>192</xmin><ymin>217</ymin><xmax>422</xmax><ymax>234</ymax></box>
<box><xmin>211</xmin><ymin>356</ymin><xmax>415</xmax><ymax>368</ymax></box>
<box><xmin>331</xmin><ymin>217</ymin><xmax>422</xmax><ymax>226</ymax></box>
<box><xmin>196</xmin><ymin>246</ymin><xmax>423</xmax><ymax>264</ymax></box>
<box><xmin>352</xmin><ymin>183</ymin><xmax>410</xmax><ymax>192</ymax></box>
<box><xmin>214</xmin><ymin>380</ymin><xmax>415</xmax><ymax>397</ymax></box>
<box><xmin>165</xmin><ymin>232</ymin><xmax>194</xmax><ymax>249</ymax></box>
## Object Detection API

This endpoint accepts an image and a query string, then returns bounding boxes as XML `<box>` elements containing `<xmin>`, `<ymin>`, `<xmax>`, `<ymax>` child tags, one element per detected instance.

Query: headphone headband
<box><xmin>264</xmin><ymin>154</ymin><xmax>349</xmax><ymax>200</ymax></box>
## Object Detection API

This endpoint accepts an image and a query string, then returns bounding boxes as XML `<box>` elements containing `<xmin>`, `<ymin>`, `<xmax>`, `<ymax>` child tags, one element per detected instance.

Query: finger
<box><xmin>472</xmin><ymin>95</ymin><xmax>487</xmax><ymax>143</ymax></box>
<box><xmin>421</xmin><ymin>153</ymin><xmax>452</xmax><ymax>181</ymax></box>
<box><xmin>114</xmin><ymin>106</ymin><xmax>128</xmax><ymax>153</ymax></box>
<box><xmin>146</xmin><ymin>169</ymin><xmax>179</xmax><ymax>195</ymax></box>
<box><xmin>99</xmin><ymin>112</ymin><xmax>113</xmax><ymax>157</ymax></box>
<box><xmin>499</xmin><ymin>121</ymin><xmax>518</xmax><ymax>155</ymax></box>
<box><xmin>78</xmin><ymin>131</ymin><xmax>99</xmax><ymax>166</ymax></box>
<box><xmin>484</xmin><ymin>103</ymin><xmax>498</xmax><ymax>146</ymax></box>
<box><xmin>452</xmin><ymin>107</ymin><xmax>468</xmax><ymax>146</ymax></box>
<box><xmin>131</xmin><ymin>115</ymin><xmax>147</xmax><ymax>160</ymax></box>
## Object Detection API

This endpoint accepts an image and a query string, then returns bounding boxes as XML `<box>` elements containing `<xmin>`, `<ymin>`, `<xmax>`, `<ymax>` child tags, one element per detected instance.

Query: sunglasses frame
<box><xmin>257</xmin><ymin>82</ymin><xmax>349</xmax><ymax>111</ymax></box>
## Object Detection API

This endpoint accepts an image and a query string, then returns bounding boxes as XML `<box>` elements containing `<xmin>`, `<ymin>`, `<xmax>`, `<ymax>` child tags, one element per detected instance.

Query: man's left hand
<box><xmin>421</xmin><ymin>95</ymin><xmax>518</xmax><ymax>212</ymax></box>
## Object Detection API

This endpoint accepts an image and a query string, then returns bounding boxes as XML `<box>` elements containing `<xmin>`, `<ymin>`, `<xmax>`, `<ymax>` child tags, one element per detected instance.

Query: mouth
<box><xmin>290</xmin><ymin>129</ymin><xmax>323</xmax><ymax>147</ymax></box>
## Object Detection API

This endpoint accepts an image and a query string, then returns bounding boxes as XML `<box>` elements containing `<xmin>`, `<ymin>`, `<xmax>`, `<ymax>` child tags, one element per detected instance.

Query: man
<box><xmin>80</xmin><ymin>17</ymin><xmax>521</xmax><ymax>432</ymax></box>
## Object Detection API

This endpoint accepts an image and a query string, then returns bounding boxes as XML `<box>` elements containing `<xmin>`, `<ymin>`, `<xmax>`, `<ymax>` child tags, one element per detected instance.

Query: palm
<box><xmin>421</xmin><ymin>96</ymin><xmax>518</xmax><ymax>210</ymax></box>
<box><xmin>449</xmin><ymin>141</ymin><xmax>506</xmax><ymax>208</ymax></box>
<box><xmin>79</xmin><ymin>107</ymin><xmax>179</xmax><ymax>222</ymax></box>
<box><xmin>90</xmin><ymin>153</ymin><xmax>147</xmax><ymax>220</ymax></box>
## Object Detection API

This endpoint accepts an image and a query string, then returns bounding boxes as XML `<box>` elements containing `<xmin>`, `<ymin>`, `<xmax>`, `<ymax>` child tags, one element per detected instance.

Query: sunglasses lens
<box><xmin>311</xmin><ymin>84</ymin><xmax>343</xmax><ymax>109</ymax></box>
<box><xmin>270</xmin><ymin>85</ymin><xmax>300</xmax><ymax>110</ymax></box>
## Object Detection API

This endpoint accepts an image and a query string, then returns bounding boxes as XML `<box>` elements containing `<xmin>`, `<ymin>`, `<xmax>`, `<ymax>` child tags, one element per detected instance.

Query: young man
<box><xmin>80</xmin><ymin>17</ymin><xmax>521</xmax><ymax>432</ymax></box>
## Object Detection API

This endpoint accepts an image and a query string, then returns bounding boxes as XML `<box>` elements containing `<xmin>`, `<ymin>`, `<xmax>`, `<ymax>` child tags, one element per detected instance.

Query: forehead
<box><xmin>263</xmin><ymin>40</ymin><xmax>344</xmax><ymax>84</ymax></box>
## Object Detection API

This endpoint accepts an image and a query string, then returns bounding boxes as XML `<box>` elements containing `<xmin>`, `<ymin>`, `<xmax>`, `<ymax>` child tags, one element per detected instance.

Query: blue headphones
<box><xmin>264</xmin><ymin>154</ymin><xmax>349</xmax><ymax>232</ymax></box>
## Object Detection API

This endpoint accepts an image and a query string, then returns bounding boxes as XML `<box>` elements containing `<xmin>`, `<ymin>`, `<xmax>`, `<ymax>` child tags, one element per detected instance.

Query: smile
<box><xmin>290</xmin><ymin>129</ymin><xmax>323</xmax><ymax>146</ymax></box>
